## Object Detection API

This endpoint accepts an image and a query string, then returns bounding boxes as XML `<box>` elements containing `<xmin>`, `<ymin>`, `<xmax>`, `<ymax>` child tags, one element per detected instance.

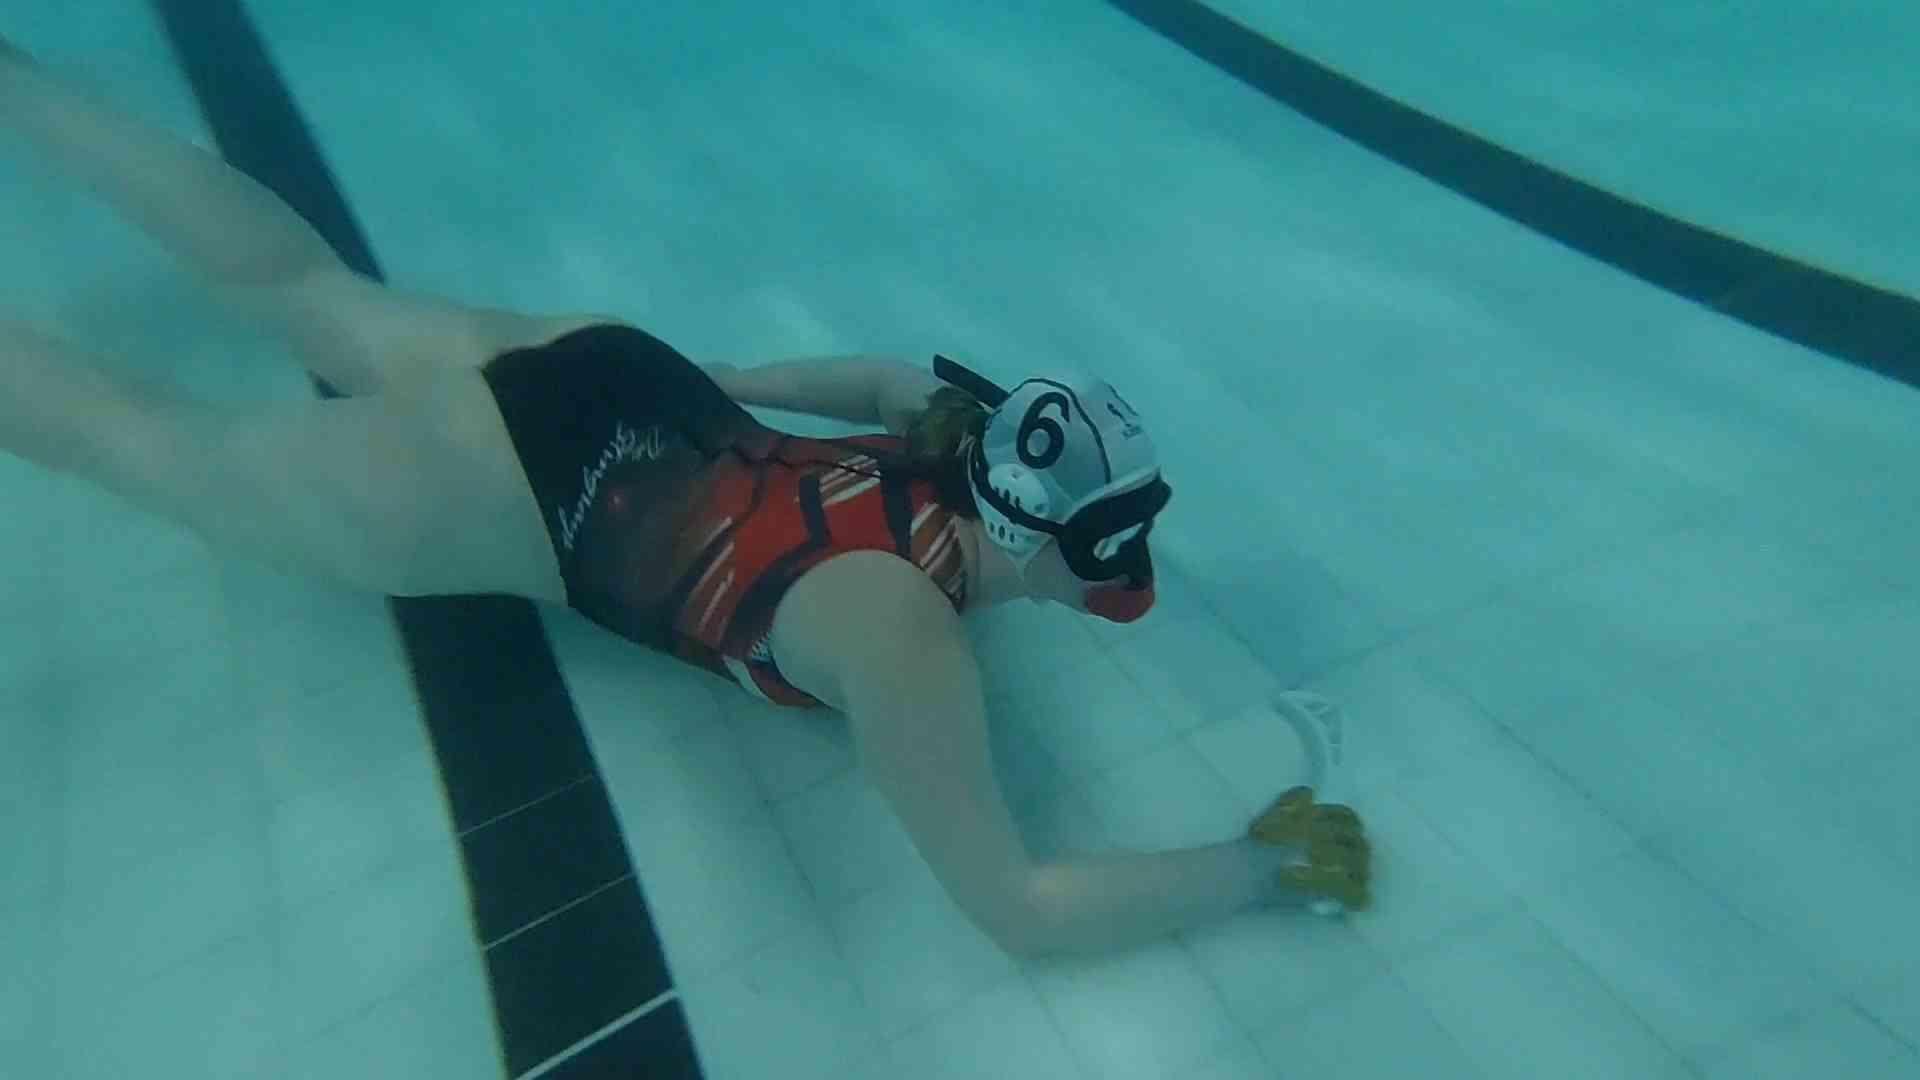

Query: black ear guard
<box><xmin>1059</xmin><ymin>479</ymin><xmax>1171</xmax><ymax>587</ymax></box>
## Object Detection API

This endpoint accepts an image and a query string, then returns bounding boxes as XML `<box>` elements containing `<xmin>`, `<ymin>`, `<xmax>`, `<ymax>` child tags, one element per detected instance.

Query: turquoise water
<box><xmin>3</xmin><ymin>2</ymin><xmax>1917</xmax><ymax>1077</ymax></box>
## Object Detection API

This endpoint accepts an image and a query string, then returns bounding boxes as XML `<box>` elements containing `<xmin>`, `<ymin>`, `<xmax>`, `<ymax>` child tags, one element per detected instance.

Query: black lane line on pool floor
<box><xmin>150</xmin><ymin>3</ymin><xmax>703</xmax><ymax>1077</ymax></box>
<box><xmin>1106</xmin><ymin>0</ymin><xmax>1920</xmax><ymax>391</ymax></box>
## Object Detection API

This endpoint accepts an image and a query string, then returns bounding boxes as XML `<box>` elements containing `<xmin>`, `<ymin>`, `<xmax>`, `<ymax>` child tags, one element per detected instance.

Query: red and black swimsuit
<box><xmin>481</xmin><ymin>324</ymin><xmax>968</xmax><ymax>707</ymax></box>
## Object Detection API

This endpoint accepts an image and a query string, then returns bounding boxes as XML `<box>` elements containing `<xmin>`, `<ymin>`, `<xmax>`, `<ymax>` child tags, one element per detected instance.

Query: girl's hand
<box><xmin>1249</xmin><ymin>785</ymin><xmax>1372</xmax><ymax>910</ymax></box>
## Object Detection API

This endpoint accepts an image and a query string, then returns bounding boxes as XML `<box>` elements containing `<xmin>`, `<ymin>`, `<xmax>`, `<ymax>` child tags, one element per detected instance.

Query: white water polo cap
<box><xmin>932</xmin><ymin>355</ymin><xmax>1172</xmax><ymax>622</ymax></box>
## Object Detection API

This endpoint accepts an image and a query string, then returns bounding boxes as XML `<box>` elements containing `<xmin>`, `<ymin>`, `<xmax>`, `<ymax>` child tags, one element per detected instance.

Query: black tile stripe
<box><xmin>148</xmin><ymin>3</ymin><xmax>704</xmax><ymax>1078</ymax></box>
<box><xmin>1105</xmin><ymin>0</ymin><xmax>1920</xmax><ymax>390</ymax></box>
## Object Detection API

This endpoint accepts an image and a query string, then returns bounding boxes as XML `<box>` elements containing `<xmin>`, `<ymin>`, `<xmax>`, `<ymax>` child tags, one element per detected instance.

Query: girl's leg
<box><xmin>0</xmin><ymin>45</ymin><xmax>340</xmax><ymax>289</ymax></box>
<box><xmin>1</xmin><ymin>320</ymin><xmax>567</xmax><ymax>603</ymax></box>
<box><xmin>0</xmin><ymin>45</ymin><xmax>597</xmax><ymax>394</ymax></box>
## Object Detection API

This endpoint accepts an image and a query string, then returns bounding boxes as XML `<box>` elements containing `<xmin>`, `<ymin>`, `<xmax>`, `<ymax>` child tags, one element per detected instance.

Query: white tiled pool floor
<box><xmin>3</xmin><ymin>2</ymin><xmax>1915</xmax><ymax>1077</ymax></box>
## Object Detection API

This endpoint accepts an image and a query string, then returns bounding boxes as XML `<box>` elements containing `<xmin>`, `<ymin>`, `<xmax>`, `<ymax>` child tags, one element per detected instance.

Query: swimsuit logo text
<box><xmin>557</xmin><ymin>422</ymin><xmax>667</xmax><ymax>553</ymax></box>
